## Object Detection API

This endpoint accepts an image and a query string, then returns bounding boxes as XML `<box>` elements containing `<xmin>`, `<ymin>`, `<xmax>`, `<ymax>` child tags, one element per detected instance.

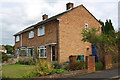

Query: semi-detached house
<box><xmin>14</xmin><ymin>3</ymin><xmax>101</xmax><ymax>62</ymax></box>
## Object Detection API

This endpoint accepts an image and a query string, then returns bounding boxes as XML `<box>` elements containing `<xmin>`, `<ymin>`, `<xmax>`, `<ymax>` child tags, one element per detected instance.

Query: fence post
<box><xmin>86</xmin><ymin>56</ymin><xmax>95</xmax><ymax>73</ymax></box>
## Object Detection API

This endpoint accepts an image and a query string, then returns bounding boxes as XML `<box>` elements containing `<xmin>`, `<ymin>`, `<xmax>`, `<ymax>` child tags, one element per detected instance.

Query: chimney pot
<box><xmin>42</xmin><ymin>14</ymin><xmax>48</xmax><ymax>20</ymax></box>
<box><xmin>66</xmin><ymin>2</ymin><xmax>74</xmax><ymax>10</ymax></box>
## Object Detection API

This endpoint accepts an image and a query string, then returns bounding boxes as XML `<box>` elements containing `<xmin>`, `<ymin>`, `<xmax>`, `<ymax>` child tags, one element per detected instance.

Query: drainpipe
<box><xmin>56</xmin><ymin>19</ymin><xmax>61</xmax><ymax>62</ymax></box>
<box><xmin>20</xmin><ymin>34</ymin><xmax>22</xmax><ymax>47</ymax></box>
<box><xmin>51</xmin><ymin>46</ymin><xmax>52</xmax><ymax>61</ymax></box>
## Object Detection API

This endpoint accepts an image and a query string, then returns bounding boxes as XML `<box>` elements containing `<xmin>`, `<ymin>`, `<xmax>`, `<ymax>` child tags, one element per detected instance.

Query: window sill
<box><xmin>15</xmin><ymin>41</ymin><xmax>20</xmax><ymax>43</ymax></box>
<box><xmin>39</xmin><ymin>57</ymin><xmax>47</xmax><ymax>58</ymax></box>
<box><xmin>28</xmin><ymin>37</ymin><xmax>34</xmax><ymax>39</ymax></box>
<box><xmin>38</xmin><ymin>34</ymin><xmax>45</xmax><ymax>37</ymax></box>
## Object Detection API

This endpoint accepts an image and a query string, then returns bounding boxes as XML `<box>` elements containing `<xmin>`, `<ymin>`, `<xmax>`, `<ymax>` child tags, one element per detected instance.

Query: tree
<box><xmin>81</xmin><ymin>27</ymin><xmax>118</xmax><ymax>62</ymax></box>
<box><xmin>99</xmin><ymin>19</ymin><xmax>115</xmax><ymax>34</ymax></box>
<box><xmin>4</xmin><ymin>45</ymin><xmax>13</xmax><ymax>54</ymax></box>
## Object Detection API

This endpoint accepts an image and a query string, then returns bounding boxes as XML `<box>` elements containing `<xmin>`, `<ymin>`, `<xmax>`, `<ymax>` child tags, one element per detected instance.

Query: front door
<box><xmin>51</xmin><ymin>46</ymin><xmax>56</xmax><ymax>61</ymax></box>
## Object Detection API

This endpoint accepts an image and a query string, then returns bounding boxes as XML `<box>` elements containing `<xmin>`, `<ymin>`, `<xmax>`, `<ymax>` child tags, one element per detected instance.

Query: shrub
<box><xmin>18</xmin><ymin>57</ymin><xmax>35</xmax><ymax>65</ymax></box>
<box><xmin>23</xmin><ymin>71</ymin><xmax>37</xmax><ymax>79</ymax></box>
<box><xmin>52</xmin><ymin>62</ymin><xmax>62</xmax><ymax>69</ymax></box>
<box><xmin>52</xmin><ymin>62</ymin><xmax>69</xmax><ymax>70</ymax></box>
<box><xmin>95</xmin><ymin>62</ymin><xmax>103</xmax><ymax>70</ymax></box>
<box><xmin>2</xmin><ymin>54</ymin><xmax>12</xmax><ymax>62</ymax></box>
<box><xmin>70</xmin><ymin>62</ymin><xmax>85</xmax><ymax>70</ymax></box>
<box><xmin>51</xmin><ymin>69</ymin><xmax>69</xmax><ymax>74</ymax></box>
<box><xmin>33</xmin><ymin>60</ymin><xmax>53</xmax><ymax>76</ymax></box>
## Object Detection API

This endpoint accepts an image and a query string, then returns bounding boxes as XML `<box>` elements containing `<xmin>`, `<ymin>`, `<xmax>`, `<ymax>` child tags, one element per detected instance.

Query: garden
<box><xmin>2</xmin><ymin>56</ymin><xmax>88</xmax><ymax>79</ymax></box>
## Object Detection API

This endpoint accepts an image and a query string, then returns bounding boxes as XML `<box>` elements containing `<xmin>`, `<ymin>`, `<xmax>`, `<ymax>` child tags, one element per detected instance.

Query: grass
<box><xmin>2</xmin><ymin>64</ymin><xmax>34</xmax><ymax>78</ymax></box>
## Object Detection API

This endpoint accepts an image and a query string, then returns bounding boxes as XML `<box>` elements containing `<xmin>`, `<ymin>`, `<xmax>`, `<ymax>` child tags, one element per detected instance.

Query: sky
<box><xmin>0</xmin><ymin>0</ymin><xmax>119</xmax><ymax>46</ymax></box>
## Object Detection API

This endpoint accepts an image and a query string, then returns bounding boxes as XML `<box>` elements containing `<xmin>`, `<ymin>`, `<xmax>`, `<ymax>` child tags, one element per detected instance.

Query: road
<box><xmin>73</xmin><ymin>68</ymin><xmax>120</xmax><ymax>80</ymax></box>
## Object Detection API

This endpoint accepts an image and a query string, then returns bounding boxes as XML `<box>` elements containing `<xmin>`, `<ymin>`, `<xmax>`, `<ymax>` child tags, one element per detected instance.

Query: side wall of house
<box><xmin>58</xmin><ymin>5</ymin><xmax>101</xmax><ymax>62</ymax></box>
<box><xmin>14</xmin><ymin>20</ymin><xmax>58</xmax><ymax>62</ymax></box>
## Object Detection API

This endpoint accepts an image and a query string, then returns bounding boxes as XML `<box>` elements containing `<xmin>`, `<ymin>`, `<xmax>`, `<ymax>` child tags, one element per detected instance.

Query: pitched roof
<box><xmin>14</xmin><ymin>4</ymin><xmax>100</xmax><ymax>36</ymax></box>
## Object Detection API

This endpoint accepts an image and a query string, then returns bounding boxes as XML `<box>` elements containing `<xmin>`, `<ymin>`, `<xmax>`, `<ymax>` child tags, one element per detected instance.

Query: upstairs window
<box><xmin>38</xmin><ymin>46</ymin><xmax>46</xmax><ymax>58</ymax></box>
<box><xmin>29</xmin><ymin>31</ymin><xmax>34</xmax><ymax>38</ymax></box>
<box><xmin>15</xmin><ymin>35</ymin><xmax>20</xmax><ymax>42</ymax></box>
<box><xmin>38</xmin><ymin>25</ymin><xmax>45</xmax><ymax>36</ymax></box>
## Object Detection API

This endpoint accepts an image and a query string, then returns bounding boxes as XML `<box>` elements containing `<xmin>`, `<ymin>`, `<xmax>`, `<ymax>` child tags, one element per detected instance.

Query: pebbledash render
<box><xmin>14</xmin><ymin>3</ymin><xmax>101</xmax><ymax>62</ymax></box>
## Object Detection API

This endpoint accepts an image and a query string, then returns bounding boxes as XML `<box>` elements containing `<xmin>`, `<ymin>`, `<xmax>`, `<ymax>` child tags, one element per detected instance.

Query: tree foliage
<box><xmin>99</xmin><ymin>19</ymin><xmax>114</xmax><ymax>34</ymax></box>
<box><xmin>3</xmin><ymin>45</ymin><xmax>13</xmax><ymax>54</ymax></box>
<box><xmin>81</xmin><ymin>27</ymin><xmax>118</xmax><ymax>62</ymax></box>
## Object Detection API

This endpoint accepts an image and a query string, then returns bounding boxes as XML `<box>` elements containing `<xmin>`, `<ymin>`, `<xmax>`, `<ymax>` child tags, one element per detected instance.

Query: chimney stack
<box><xmin>42</xmin><ymin>14</ymin><xmax>48</xmax><ymax>20</ymax></box>
<box><xmin>66</xmin><ymin>2</ymin><xmax>74</xmax><ymax>10</ymax></box>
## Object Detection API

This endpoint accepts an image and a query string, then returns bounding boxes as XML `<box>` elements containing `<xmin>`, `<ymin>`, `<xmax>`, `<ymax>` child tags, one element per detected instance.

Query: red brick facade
<box><xmin>14</xmin><ymin>3</ymin><xmax>101</xmax><ymax>62</ymax></box>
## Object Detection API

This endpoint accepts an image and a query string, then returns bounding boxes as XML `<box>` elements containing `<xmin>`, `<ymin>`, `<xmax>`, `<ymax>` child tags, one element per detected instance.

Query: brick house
<box><xmin>14</xmin><ymin>3</ymin><xmax>101</xmax><ymax>62</ymax></box>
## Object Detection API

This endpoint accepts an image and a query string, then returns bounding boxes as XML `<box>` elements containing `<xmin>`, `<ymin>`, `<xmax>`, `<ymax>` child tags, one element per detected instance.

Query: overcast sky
<box><xmin>0</xmin><ymin>0</ymin><xmax>119</xmax><ymax>46</ymax></box>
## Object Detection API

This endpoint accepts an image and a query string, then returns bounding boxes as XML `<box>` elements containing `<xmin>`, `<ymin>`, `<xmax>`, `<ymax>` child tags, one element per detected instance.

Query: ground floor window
<box><xmin>27</xmin><ymin>48</ymin><xmax>34</xmax><ymax>56</ymax></box>
<box><xmin>15</xmin><ymin>48</ymin><xmax>20</xmax><ymax>55</ymax></box>
<box><xmin>38</xmin><ymin>46</ymin><xmax>46</xmax><ymax>58</ymax></box>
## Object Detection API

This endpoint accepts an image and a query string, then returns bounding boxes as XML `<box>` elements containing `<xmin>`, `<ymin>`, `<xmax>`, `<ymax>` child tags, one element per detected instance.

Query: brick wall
<box><xmin>15</xmin><ymin>20</ymin><xmax>58</xmax><ymax>48</ymax></box>
<box><xmin>14</xmin><ymin>20</ymin><xmax>59</xmax><ymax>62</ymax></box>
<box><xmin>104</xmin><ymin>55</ymin><xmax>112</xmax><ymax>69</ymax></box>
<box><xmin>58</xmin><ymin>5</ymin><xmax>101</xmax><ymax>62</ymax></box>
<box><xmin>86</xmin><ymin>56</ymin><xmax>95</xmax><ymax>72</ymax></box>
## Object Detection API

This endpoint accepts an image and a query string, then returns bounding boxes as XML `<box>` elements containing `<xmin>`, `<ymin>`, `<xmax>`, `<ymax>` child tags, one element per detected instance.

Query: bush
<box><xmin>23</xmin><ymin>71</ymin><xmax>37</xmax><ymax>79</ymax></box>
<box><xmin>51</xmin><ymin>69</ymin><xmax>69</xmax><ymax>74</ymax></box>
<box><xmin>52</xmin><ymin>62</ymin><xmax>69</xmax><ymax>70</ymax></box>
<box><xmin>70</xmin><ymin>62</ymin><xmax>85</xmax><ymax>70</ymax></box>
<box><xmin>2</xmin><ymin>54</ymin><xmax>12</xmax><ymax>62</ymax></box>
<box><xmin>52</xmin><ymin>62</ymin><xmax>62</xmax><ymax>69</ymax></box>
<box><xmin>95</xmin><ymin>62</ymin><xmax>103</xmax><ymax>70</ymax></box>
<box><xmin>33</xmin><ymin>60</ymin><xmax>53</xmax><ymax>76</ymax></box>
<box><xmin>17</xmin><ymin>57</ymin><xmax>35</xmax><ymax>65</ymax></box>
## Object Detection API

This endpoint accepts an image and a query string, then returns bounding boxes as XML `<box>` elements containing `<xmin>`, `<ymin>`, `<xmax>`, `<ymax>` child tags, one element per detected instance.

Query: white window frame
<box><xmin>15</xmin><ymin>35</ymin><xmax>20</xmax><ymax>42</ymax></box>
<box><xmin>38</xmin><ymin>25</ymin><xmax>45</xmax><ymax>36</ymax></box>
<box><xmin>38</xmin><ymin>46</ymin><xmax>46</xmax><ymax>58</ymax></box>
<box><xmin>85</xmin><ymin>23</ymin><xmax>88</xmax><ymax>31</ymax></box>
<box><xmin>27</xmin><ymin>47</ymin><xmax>34</xmax><ymax>56</ymax></box>
<box><xmin>29</xmin><ymin>31</ymin><xmax>34</xmax><ymax>38</ymax></box>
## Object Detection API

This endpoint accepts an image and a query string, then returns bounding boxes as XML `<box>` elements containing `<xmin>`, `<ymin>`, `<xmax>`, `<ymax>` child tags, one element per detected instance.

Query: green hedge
<box><xmin>2</xmin><ymin>54</ymin><xmax>12</xmax><ymax>62</ymax></box>
<box><xmin>95</xmin><ymin>62</ymin><xmax>104</xmax><ymax>70</ymax></box>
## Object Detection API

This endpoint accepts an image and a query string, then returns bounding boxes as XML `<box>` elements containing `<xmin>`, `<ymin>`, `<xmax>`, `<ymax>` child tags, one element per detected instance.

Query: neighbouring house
<box><xmin>0</xmin><ymin>45</ymin><xmax>7</xmax><ymax>53</ymax></box>
<box><xmin>14</xmin><ymin>3</ymin><xmax>101</xmax><ymax>62</ymax></box>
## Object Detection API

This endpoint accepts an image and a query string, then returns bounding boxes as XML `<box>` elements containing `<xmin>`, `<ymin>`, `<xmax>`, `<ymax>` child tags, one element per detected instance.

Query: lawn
<box><xmin>2</xmin><ymin>64</ymin><xmax>34</xmax><ymax>78</ymax></box>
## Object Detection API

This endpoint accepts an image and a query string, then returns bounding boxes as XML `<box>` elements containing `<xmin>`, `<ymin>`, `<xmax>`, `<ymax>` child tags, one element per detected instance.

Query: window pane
<box><xmin>27</xmin><ymin>48</ymin><xmax>34</xmax><ymax>56</ymax></box>
<box><xmin>40</xmin><ymin>49</ymin><xmax>44</xmax><ymax>57</ymax></box>
<box><xmin>38</xmin><ymin>25</ymin><xmax>45</xmax><ymax>36</ymax></box>
<box><xmin>29</xmin><ymin>31</ymin><xmax>34</xmax><ymax>38</ymax></box>
<box><xmin>38</xmin><ymin>46</ymin><xmax>46</xmax><ymax>58</ymax></box>
<box><xmin>16</xmin><ymin>36</ymin><xmax>20</xmax><ymax>42</ymax></box>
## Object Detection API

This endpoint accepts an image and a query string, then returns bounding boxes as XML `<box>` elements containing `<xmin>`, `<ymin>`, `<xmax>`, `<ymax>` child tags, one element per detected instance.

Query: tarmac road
<box><xmin>73</xmin><ymin>68</ymin><xmax>120</xmax><ymax>80</ymax></box>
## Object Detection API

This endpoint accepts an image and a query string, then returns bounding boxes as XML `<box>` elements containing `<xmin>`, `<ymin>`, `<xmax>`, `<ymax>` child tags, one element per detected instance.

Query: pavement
<box><xmin>73</xmin><ymin>68</ymin><xmax>120</xmax><ymax>80</ymax></box>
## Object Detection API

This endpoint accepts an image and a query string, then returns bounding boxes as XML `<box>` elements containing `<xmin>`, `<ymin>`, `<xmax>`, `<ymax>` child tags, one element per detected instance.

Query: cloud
<box><xmin>0</xmin><ymin>0</ymin><xmax>119</xmax><ymax>45</ymax></box>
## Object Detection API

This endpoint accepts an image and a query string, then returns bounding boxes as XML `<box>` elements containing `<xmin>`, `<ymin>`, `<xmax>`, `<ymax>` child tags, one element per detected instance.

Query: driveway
<box><xmin>73</xmin><ymin>68</ymin><xmax>119</xmax><ymax>80</ymax></box>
